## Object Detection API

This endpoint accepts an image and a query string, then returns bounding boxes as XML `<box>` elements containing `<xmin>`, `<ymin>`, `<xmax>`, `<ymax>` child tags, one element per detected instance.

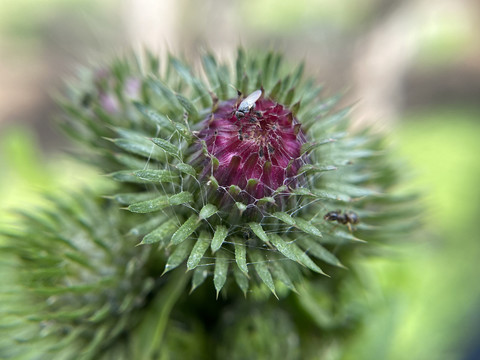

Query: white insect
<box><xmin>235</xmin><ymin>89</ymin><xmax>262</xmax><ymax>119</ymax></box>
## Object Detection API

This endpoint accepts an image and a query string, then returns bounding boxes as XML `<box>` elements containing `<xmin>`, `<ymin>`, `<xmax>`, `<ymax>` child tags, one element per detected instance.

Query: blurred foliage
<box><xmin>240</xmin><ymin>0</ymin><xmax>371</xmax><ymax>32</ymax></box>
<box><xmin>0</xmin><ymin>0</ymin><xmax>111</xmax><ymax>36</ymax></box>
<box><xmin>343</xmin><ymin>108</ymin><xmax>480</xmax><ymax>360</ymax></box>
<box><xmin>0</xmin><ymin>126</ymin><xmax>110</xmax><ymax>225</ymax></box>
<box><xmin>0</xmin><ymin>0</ymin><xmax>121</xmax><ymax>61</ymax></box>
<box><xmin>415</xmin><ymin>12</ymin><xmax>477</xmax><ymax>66</ymax></box>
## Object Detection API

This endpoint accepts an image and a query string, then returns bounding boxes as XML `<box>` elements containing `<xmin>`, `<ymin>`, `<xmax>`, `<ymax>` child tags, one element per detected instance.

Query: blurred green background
<box><xmin>1</xmin><ymin>0</ymin><xmax>479</xmax><ymax>359</ymax></box>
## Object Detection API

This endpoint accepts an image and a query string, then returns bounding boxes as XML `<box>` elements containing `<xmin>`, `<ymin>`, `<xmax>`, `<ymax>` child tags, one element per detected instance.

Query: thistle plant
<box><xmin>0</xmin><ymin>49</ymin><xmax>417</xmax><ymax>359</ymax></box>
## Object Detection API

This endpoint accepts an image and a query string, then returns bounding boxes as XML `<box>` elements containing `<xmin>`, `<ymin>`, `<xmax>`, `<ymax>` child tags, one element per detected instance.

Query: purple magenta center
<box><xmin>199</xmin><ymin>97</ymin><xmax>307</xmax><ymax>199</ymax></box>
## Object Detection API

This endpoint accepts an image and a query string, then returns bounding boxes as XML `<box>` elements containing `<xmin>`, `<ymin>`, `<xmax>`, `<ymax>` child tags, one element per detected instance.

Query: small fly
<box><xmin>235</xmin><ymin>89</ymin><xmax>262</xmax><ymax>119</ymax></box>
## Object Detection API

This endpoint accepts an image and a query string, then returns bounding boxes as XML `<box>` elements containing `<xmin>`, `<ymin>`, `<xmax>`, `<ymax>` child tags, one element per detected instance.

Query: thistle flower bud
<box><xmin>57</xmin><ymin>50</ymin><xmax>417</xmax><ymax>297</ymax></box>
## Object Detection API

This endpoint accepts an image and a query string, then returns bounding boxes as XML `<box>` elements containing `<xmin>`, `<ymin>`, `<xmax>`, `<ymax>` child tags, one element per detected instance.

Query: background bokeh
<box><xmin>1</xmin><ymin>0</ymin><xmax>479</xmax><ymax>359</ymax></box>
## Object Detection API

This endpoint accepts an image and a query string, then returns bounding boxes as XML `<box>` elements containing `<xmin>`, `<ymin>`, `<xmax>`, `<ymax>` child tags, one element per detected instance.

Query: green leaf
<box><xmin>233</xmin><ymin>265</ymin><xmax>249</xmax><ymax>296</ymax></box>
<box><xmin>199</xmin><ymin>203</ymin><xmax>218</xmax><ymax>220</ymax></box>
<box><xmin>140</xmin><ymin>219</ymin><xmax>178</xmax><ymax>246</ymax></box>
<box><xmin>234</xmin><ymin>240</ymin><xmax>248</xmax><ymax>276</ymax></box>
<box><xmin>133</xmin><ymin>102</ymin><xmax>173</xmax><ymax>130</ymax></box>
<box><xmin>88</xmin><ymin>303</ymin><xmax>111</xmax><ymax>322</ymax></box>
<box><xmin>176</xmin><ymin>163</ymin><xmax>196</xmax><ymax>177</ymax></box>
<box><xmin>217</xmin><ymin>65</ymin><xmax>231</xmax><ymax>98</ymax></box>
<box><xmin>108</xmin><ymin>170</ymin><xmax>146</xmax><ymax>183</ymax></box>
<box><xmin>261</xmin><ymin>51</ymin><xmax>274</xmax><ymax>89</ymax></box>
<box><xmin>151</xmin><ymin>137</ymin><xmax>180</xmax><ymax>159</ymax></box>
<box><xmin>211</xmin><ymin>225</ymin><xmax>228</xmax><ymax>253</ymax></box>
<box><xmin>290</xmin><ymin>187</ymin><xmax>314</xmax><ymax>197</ymax></box>
<box><xmin>163</xmin><ymin>239</ymin><xmax>194</xmax><ymax>274</ymax></box>
<box><xmin>132</xmin><ymin>268</ymin><xmax>190</xmax><ymax>359</ymax></box>
<box><xmin>291</xmin><ymin>61</ymin><xmax>305</xmax><ymax>88</ymax></box>
<box><xmin>128</xmin><ymin>192</ymin><xmax>192</xmax><ymax>213</ymax></box>
<box><xmin>284</xmin><ymin>87</ymin><xmax>295</xmax><ymax>106</ymax></box>
<box><xmin>113</xmin><ymin>192</ymin><xmax>157</xmax><ymax>205</ymax></box>
<box><xmin>272</xmin><ymin>212</ymin><xmax>322</xmax><ymax>238</ymax></box>
<box><xmin>327</xmin><ymin>184</ymin><xmax>381</xmax><ymax>198</ymax></box>
<box><xmin>202</xmin><ymin>54</ymin><xmax>220</xmax><ymax>91</ymax></box>
<box><xmin>187</xmin><ymin>231</ymin><xmax>211</xmax><ymax>270</ymax></box>
<box><xmin>129</xmin><ymin>216</ymin><xmax>165</xmax><ymax>237</ymax></box>
<box><xmin>248</xmin><ymin>223</ymin><xmax>269</xmax><ymax>243</ymax></box>
<box><xmin>318</xmin><ymin>106</ymin><xmax>351</xmax><ymax>128</ymax></box>
<box><xmin>170</xmin><ymin>57</ymin><xmax>193</xmax><ymax>81</ymax></box>
<box><xmin>272</xmin><ymin>212</ymin><xmax>295</xmax><ymax>227</ymax></box>
<box><xmin>147</xmin><ymin>77</ymin><xmax>182</xmax><ymax>110</ymax></box>
<box><xmin>297</xmin><ymin>164</ymin><xmax>337</xmax><ymax>175</ymax></box>
<box><xmin>133</xmin><ymin>169</ymin><xmax>178</xmax><ymax>183</ymax></box>
<box><xmin>170</xmin><ymin>215</ymin><xmax>200</xmax><ymax>245</ymax></box>
<box><xmin>235</xmin><ymin>202</ymin><xmax>247</xmax><ymax>213</ymax></box>
<box><xmin>268</xmin><ymin>234</ymin><xmax>299</xmax><ymax>263</ymax></box>
<box><xmin>235</xmin><ymin>48</ymin><xmax>246</xmax><ymax>88</ymax></box>
<box><xmin>176</xmin><ymin>94</ymin><xmax>199</xmax><ymax>120</ymax></box>
<box><xmin>171</xmin><ymin>121</ymin><xmax>193</xmax><ymax>141</ymax></box>
<box><xmin>298</xmin><ymin>237</ymin><xmax>345</xmax><ymax>268</ymax></box>
<box><xmin>113</xmin><ymin>127</ymin><xmax>149</xmax><ymax>141</ymax></box>
<box><xmin>208</xmin><ymin>175</ymin><xmax>219</xmax><ymax>190</ymax></box>
<box><xmin>257</xmin><ymin>197</ymin><xmax>276</xmax><ymax>206</ymax></box>
<box><xmin>214</xmin><ymin>250</ymin><xmax>229</xmax><ymax>297</ymax></box>
<box><xmin>311</xmin><ymin>189</ymin><xmax>351</xmax><ymax>202</ymax></box>
<box><xmin>113</xmin><ymin>138</ymin><xmax>164</xmax><ymax>161</ymax></box>
<box><xmin>239</xmin><ymin>73</ymin><xmax>249</xmax><ymax>96</ymax></box>
<box><xmin>250</xmin><ymin>250</ymin><xmax>277</xmax><ymax>298</ymax></box>
<box><xmin>270</xmin><ymin>261</ymin><xmax>297</xmax><ymax>292</ymax></box>
<box><xmin>168</xmin><ymin>191</ymin><xmax>194</xmax><ymax>205</ymax></box>
<box><xmin>191</xmin><ymin>266</ymin><xmax>209</xmax><ymax>293</ymax></box>
<box><xmin>170</xmin><ymin>57</ymin><xmax>211</xmax><ymax>107</ymax></box>
<box><xmin>300</xmin><ymin>138</ymin><xmax>338</xmax><ymax>155</ymax></box>
<box><xmin>113</xmin><ymin>153</ymin><xmax>148</xmax><ymax>170</ymax></box>
<box><xmin>228</xmin><ymin>185</ymin><xmax>241</xmax><ymax>196</ymax></box>
<box><xmin>294</xmin><ymin>218</ymin><xmax>322</xmax><ymax>238</ymax></box>
<box><xmin>269</xmin><ymin>79</ymin><xmax>282</xmax><ymax>99</ymax></box>
<box><xmin>270</xmin><ymin>234</ymin><xmax>326</xmax><ymax>275</ymax></box>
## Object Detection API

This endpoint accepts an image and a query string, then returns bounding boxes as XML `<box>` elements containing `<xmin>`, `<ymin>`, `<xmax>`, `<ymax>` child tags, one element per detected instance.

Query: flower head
<box><xmin>198</xmin><ymin>94</ymin><xmax>307</xmax><ymax>202</ymax></box>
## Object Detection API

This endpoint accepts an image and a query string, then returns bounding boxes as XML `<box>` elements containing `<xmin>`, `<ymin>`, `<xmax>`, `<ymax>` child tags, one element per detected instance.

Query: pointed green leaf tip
<box><xmin>151</xmin><ymin>137</ymin><xmax>180</xmax><ymax>158</ymax></box>
<box><xmin>163</xmin><ymin>239</ymin><xmax>194</xmax><ymax>274</ymax></box>
<box><xmin>234</xmin><ymin>240</ymin><xmax>248</xmax><ymax>276</ymax></box>
<box><xmin>170</xmin><ymin>215</ymin><xmax>200</xmax><ymax>245</ymax></box>
<box><xmin>211</xmin><ymin>225</ymin><xmax>228</xmax><ymax>253</ymax></box>
<box><xmin>269</xmin><ymin>234</ymin><xmax>326</xmax><ymax>275</ymax></box>
<box><xmin>233</xmin><ymin>265</ymin><xmax>249</xmax><ymax>296</ymax></box>
<box><xmin>176</xmin><ymin>163</ymin><xmax>196</xmax><ymax>177</ymax></box>
<box><xmin>139</xmin><ymin>219</ymin><xmax>178</xmax><ymax>246</ymax></box>
<box><xmin>176</xmin><ymin>93</ymin><xmax>199</xmax><ymax>120</ymax></box>
<box><xmin>199</xmin><ymin>204</ymin><xmax>218</xmax><ymax>220</ymax></box>
<box><xmin>133</xmin><ymin>102</ymin><xmax>173</xmax><ymax>130</ymax></box>
<box><xmin>214</xmin><ymin>250</ymin><xmax>229</xmax><ymax>297</ymax></box>
<box><xmin>133</xmin><ymin>169</ymin><xmax>178</xmax><ymax>183</ymax></box>
<box><xmin>128</xmin><ymin>192</ymin><xmax>192</xmax><ymax>213</ymax></box>
<box><xmin>187</xmin><ymin>231</ymin><xmax>210</xmax><ymax>270</ymax></box>
<box><xmin>272</xmin><ymin>212</ymin><xmax>322</xmax><ymax>238</ymax></box>
<box><xmin>250</xmin><ymin>250</ymin><xmax>277</xmax><ymax>298</ymax></box>
<box><xmin>191</xmin><ymin>266</ymin><xmax>209</xmax><ymax>293</ymax></box>
<box><xmin>249</xmin><ymin>222</ymin><xmax>269</xmax><ymax>243</ymax></box>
